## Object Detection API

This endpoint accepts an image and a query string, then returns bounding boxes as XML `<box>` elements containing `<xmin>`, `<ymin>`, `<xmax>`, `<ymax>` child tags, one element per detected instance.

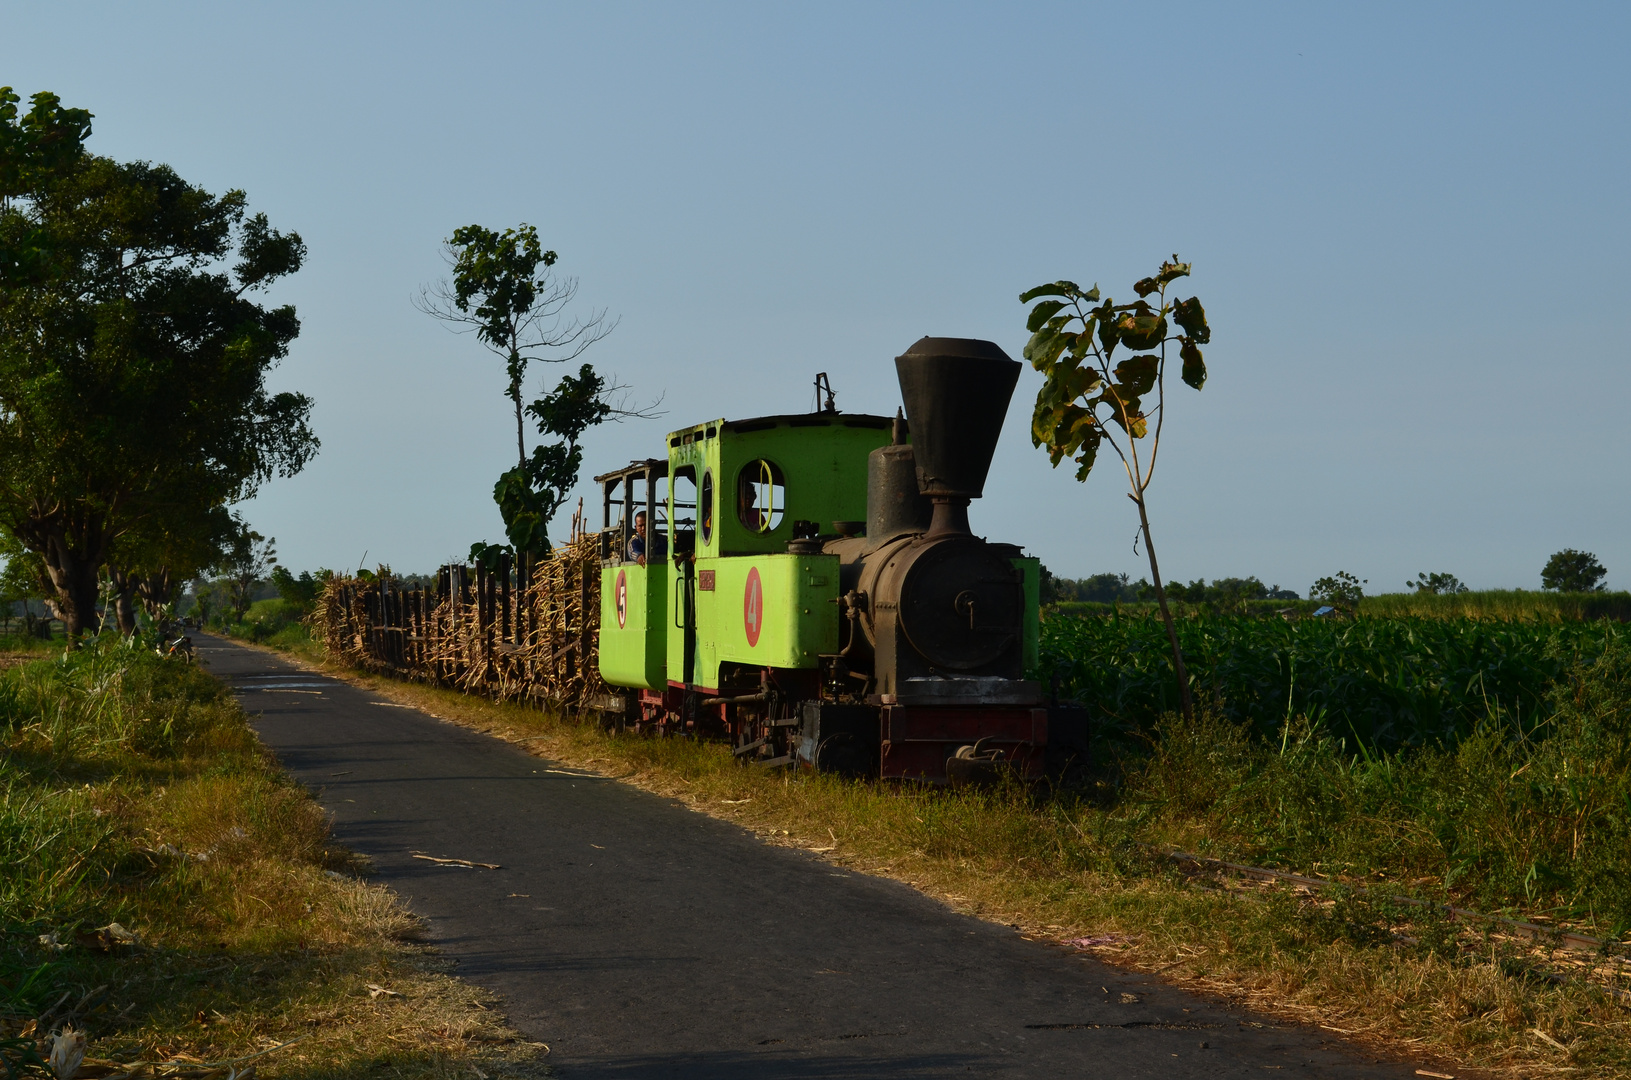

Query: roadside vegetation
<box><xmin>241</xmin><ymin>621</ymin><xmax>1631</xmax><ymax>1079</ymax></box>
<box><xmin>1361</xmin><ymin>588</ymin><xmax>1631</xmax><ymax>622</ymax></box>
<box><xmin>0</xmin><ymin>637</ymin><xmax>546</xmax><ymax>1078</ymax></box>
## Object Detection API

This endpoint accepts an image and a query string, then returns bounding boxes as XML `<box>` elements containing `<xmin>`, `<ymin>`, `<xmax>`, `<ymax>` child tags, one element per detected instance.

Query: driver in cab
<box><xmin>628</xmin><ymin>511</ymin><xmax>666</xmax><ymax>566</ymax></box>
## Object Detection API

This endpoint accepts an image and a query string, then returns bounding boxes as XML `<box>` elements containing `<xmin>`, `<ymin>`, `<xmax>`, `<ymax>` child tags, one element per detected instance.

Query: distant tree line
<box><xmin>1045</xmin><ymin>548</ymin><xmax>1613</xmax><ymax>617</ymax></box>
<box><xmin>0</xmin><ymin>87</ymin><xmax>315</xmax><ymax>638</ymax></box>
<box><xmin>1041</xmin><ymin>569</ymin><xmax>1299</xmax><ymax>606</ymax></box>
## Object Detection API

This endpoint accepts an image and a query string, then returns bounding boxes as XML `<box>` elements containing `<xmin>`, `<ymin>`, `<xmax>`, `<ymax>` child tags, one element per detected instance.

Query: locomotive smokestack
<box><xmin>894</xmin><ymin>337</ymin><xmax>1021</xmax><ymax>537</ymax></box>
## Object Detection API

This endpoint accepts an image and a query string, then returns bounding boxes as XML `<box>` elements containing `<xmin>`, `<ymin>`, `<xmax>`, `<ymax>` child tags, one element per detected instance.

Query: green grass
<box><xmin>1039</xmin><ymin>609</ymin><xmax>1631</xmax><ymax>919</ymax></box>
<box><xmin>1124</xmin><ymin>652</ymin><xmax>1631</xmax><ymax>926</ymax></box>
<box><xmin>0</xmin><ymin>639</ymin><xmax>546</xmax><ymax>1078</ymax></box>
<box><xmin>0</xmin><ymin>629</ymin><xmax>63</xmax><ymax>656</ymax></box>
<box><xmin>212</xmin><ymin>598</ymin><xmax>316</xmax><ymax>652</ymax></box>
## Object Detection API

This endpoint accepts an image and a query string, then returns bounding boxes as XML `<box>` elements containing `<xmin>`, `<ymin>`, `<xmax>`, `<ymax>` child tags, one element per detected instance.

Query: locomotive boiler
<box><xmin>593</xmin><ymin>337</ymin><xmax>1087</xmax><ymax>782</ymax></box>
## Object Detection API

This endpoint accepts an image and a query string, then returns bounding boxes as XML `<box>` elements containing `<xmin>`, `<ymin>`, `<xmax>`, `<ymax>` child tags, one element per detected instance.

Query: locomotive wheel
<box><xmin>730</xmin><ymin>710</ymin><xmax>792</xmax><ymax>763</ymax></box>
<box><xmin>815</xmin><ymin>732</ymin><xmax>875</xmax><ymax>777</ymax></box>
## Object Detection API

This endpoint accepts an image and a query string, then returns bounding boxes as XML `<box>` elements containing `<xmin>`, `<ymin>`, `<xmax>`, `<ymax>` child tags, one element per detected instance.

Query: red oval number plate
<box><xmin>615</xmin><ymin>569</ymin><xmax>628</xmax><ymax>629</ymax></box>
<box><xmin>743</xmin><ymin>567</ymin><xmax>763</xmax><ymax>647</ymax></box>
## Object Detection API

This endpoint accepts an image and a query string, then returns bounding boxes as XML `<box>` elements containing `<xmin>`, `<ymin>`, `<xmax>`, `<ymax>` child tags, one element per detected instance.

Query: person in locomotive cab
<box><xmin>737</xmin><ymin>476</ymin><xmax>758</xmax><ymax>531</ymax></box>
<box><xmin>627</xmin><ymin>511</ymin><xmax>665</xmax><ymax>566</ymax></box>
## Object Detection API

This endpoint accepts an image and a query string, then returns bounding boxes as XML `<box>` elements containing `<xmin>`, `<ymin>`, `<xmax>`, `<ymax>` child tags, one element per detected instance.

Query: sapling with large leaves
<box><xmin>1020</xmin><ymin>256</ymin><xmax>1210</xmax><ymax>720</ymax></box>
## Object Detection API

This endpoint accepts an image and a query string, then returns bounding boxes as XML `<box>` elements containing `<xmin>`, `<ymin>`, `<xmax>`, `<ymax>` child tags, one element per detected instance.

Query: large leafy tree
<box><xmin>1021</xmin><ymin>257</ymin><xmax>1210</xmax><ymax>720</ymax></box>
<box><xmin>0</xmin><ymin>87</ymin><xmax>317</xmax><ymax>636</ymax></box>
<box><xmin>416</xmin><ymin>224</ymin><xmax>635</xmax><ymax>563</ymax></box>
<box><xmin>1409</xmin><ymin>571</ymin><xmax>1468</xmax><ymax>595</ymax></box>
<box><xmin>1541</xmin><ymin>549</ymin><xmax>1607</xmax><ymax>593</ymax></box>
<box><xmin>492</xmin><ymin>362</ymin><xmax>614</xmax><ymax>557</ymax></box>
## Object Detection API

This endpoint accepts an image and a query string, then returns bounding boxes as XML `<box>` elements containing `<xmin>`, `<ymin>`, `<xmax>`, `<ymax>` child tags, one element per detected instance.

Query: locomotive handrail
<box><xmin>758</xmin><ymin>458</ymin><xmax>776</xmax><ymax>532</ymax></box>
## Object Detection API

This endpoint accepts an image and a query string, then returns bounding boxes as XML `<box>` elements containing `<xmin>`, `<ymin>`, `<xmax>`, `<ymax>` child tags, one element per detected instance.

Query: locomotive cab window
<box><xmin>736</xmin><ymin>459</ymin><xmax>786</xmax><ymax>533</ymax></box>
<box><xmin>640</xmin><ymin>472</ymin><xmax>670</xmax><ymax>561</ymax></box>
<box><xmin>670</xmin><ymin>467</ymin><xmax>697</xmax><ymax>556</ymax></box>
<box><xmin>651</xmin><ymin>474</ymin><xmax>670</xmax><ymax>546</ymax></box>
<box><xmin>699</xmin><ymin>470</ymin><xmax>715</xmax><ymax>545</ymax></box>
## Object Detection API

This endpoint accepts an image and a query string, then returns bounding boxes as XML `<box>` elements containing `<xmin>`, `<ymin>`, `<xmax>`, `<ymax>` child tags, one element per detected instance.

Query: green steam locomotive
<box><xmin>592</xmin><ymin>337</ymin><xmax>1086</xmax><ymax>783</ymax></box>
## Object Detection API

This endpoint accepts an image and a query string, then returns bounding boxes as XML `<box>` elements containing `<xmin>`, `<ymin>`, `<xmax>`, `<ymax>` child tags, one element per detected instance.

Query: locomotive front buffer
<box><xmin>593</xmin><ymin>337</ymin><xmax>1089</xmax><ymax>784</ymax></box>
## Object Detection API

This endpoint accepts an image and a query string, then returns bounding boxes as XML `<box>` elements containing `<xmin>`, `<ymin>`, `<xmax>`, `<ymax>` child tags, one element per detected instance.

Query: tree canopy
<box><xmin>0</xmin><ymin>86</ymin><xmax>317</xmax><ymax>635</ymax></box>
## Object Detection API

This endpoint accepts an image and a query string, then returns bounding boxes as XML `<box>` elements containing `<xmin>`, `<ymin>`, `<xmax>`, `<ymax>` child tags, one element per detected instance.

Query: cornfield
<box><xmin>314</xmin><ymin>535</ymin><xmax>609</xmax><ymax>711</ymax></box>
<box><xmin>1041</xmin><ymin>611</ymin><xmax>1631</xmax><ymax>749</ymax></box>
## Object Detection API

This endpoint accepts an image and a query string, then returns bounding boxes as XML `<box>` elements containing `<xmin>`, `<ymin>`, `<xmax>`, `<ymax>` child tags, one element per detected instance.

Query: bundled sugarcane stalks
<box><xmin>314</xmin><ymin>535</ymin><xmax>607</xmax><ymax>713</ymax></box>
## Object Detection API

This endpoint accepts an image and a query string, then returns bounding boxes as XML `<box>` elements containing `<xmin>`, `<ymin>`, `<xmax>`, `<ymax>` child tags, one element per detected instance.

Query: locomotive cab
<box><xmin>596</xmin><ymin>458</ymin><xmax>670</xmax><ymax>694</ymax></box>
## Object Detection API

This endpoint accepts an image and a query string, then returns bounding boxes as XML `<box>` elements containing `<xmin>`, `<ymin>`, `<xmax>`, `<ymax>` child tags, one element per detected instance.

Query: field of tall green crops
<box><xmin>1039</xmin><ymin>610</ymin><xmax>1630</xmax><ymax>749</ymax></box>
<box><xmin>1046</xmin><ymin>588</ymin><xmax>1631</xmax><ymax>623</ymax></box>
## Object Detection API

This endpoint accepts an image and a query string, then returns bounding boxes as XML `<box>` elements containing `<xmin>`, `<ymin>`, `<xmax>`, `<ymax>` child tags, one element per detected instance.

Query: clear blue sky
<box><xmin>6</xmin><ymin>3</ymin><xmax>1628</xmax><ymax>594</ymax></box>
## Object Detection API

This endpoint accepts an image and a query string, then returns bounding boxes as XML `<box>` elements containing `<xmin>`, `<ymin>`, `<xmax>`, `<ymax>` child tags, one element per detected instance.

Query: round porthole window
<box><xmin>736</xmin><ymin>459</ymin><xmax>786</xmax><ymax>533</ymax></box>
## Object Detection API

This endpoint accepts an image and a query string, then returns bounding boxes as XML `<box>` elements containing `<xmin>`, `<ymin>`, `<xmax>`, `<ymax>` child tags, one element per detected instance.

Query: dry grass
<box><xmin>243</xmin><ymin>634</ymin><xmax>1631</xmax><ymax>1080</ymax></box>
<box><xmin>1359</xmin><ymin>590</ymin><xmax>1631</xmax><ymax>623</ymax></box>
<box><xmin>59</xmin><ymin>877</ymin><xmax>553</xmax><ymax>1080</ymax></box>
<box><xmin>0</xmin><ymin>641</ymin><xmax>552</xmax><ymax>1079</ymax></box>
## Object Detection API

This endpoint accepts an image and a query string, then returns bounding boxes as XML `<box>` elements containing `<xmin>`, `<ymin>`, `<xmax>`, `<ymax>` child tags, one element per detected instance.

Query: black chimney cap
<box><xmin>894</xmin><ymin>337</ymin><xmax>1020</xmax><ymax>501</ymax></box>
<box><xmin>899</xmin><ymin>337</ymin><xmax>1013</xmax><ymax>363</ymax></box>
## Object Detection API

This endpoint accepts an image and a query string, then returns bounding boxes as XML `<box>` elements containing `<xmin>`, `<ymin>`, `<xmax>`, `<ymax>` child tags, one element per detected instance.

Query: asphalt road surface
<box><xmin>198</xmin><ymin>634</ymin><xmax>1426</xmax><ymax>1079</ymax></box>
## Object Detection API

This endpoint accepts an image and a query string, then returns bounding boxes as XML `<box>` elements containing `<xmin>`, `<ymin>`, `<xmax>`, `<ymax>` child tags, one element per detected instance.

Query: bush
<box><xmin>227</xmin><ymin>597</ymin><xmax>309</xmax><ymax>643</ymax></box>
<box><xmin>1310</xmin><ymin>570</ymin><xmax>1365</xmax><ymax>612</ymax></box>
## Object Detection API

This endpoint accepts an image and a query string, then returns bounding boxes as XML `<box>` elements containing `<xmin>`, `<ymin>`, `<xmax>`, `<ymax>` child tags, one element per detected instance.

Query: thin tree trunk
<box><xmin>515</xmin><ymin>395</ymin><xmax>526</xmax><ymax>471</ymax></box>
<box><xmin>1132</xmin><ymin>493</ymin><xmax>1193</xmax><ymax>722</ymax></box>
<box><xmin>511</xmin><ymin>350</ymin><xmax>527</xmax><ymax>471</ymax></box>
<box><xmin>135</xmin><ymin>568</ymin><xmax>175</xmax><ymax>621</ymax></box>
<box><xmin>107</xmin><ymin>568</ymin><xmax>140</xmax><ymax>634</ymax></box>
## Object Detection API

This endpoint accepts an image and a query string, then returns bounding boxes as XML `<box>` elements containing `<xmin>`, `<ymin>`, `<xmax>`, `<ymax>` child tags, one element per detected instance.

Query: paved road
<box><xmin>199</xmin><ymin>634</ymin><xmax>1423</xmax><ymax>1079</ymax></box>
